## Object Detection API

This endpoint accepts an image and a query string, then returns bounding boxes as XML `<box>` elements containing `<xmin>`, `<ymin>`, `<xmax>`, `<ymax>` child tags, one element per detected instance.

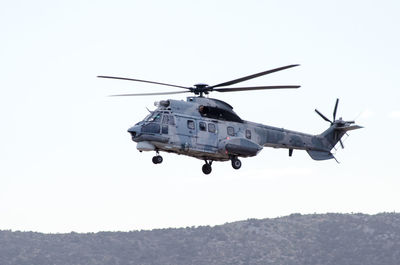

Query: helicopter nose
<box><xmin>127</xmin><ymin>125</ymin><xmax>141</xmax><ymax>140</ymax></box>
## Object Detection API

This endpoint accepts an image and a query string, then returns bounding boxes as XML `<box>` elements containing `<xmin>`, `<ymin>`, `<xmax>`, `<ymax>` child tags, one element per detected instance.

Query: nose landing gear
<box><xmin>152</xmin><ymin>151</ymin><xmax>163</xmax><ymax>164</ymax></box>
<box><xmin>152</xmin><ymin>155</ymin><xmax>163</xmax><ymax>164</ymax></box>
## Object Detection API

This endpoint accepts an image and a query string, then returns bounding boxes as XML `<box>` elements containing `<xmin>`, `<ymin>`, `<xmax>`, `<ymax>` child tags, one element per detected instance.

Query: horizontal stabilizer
<box><xmin>336</xmin><ymin>125</ymin><xmax>363</xmax><ymax>132</ymax></box>
<box><xmin>307</xmin><ymin>150</ymin><xmax>335</xmax><ymax>161</ymax></box>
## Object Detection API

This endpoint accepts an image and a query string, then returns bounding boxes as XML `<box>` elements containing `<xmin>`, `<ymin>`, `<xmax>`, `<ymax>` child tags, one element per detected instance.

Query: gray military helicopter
<box><xmin>99</xmin><ymin>64</ymin><xmax>362</xmax><ymax>174</ymax></box>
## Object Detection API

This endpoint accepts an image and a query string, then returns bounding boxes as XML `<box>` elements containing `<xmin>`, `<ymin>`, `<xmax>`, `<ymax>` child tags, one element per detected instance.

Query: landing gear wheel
<box><xmin>231</xmin><ymin>158</ymin><xmax>242</xmax><ymax>170</ymax></box>
<box><xmin>202</xmin><ymin>163</ymin><xmax>212</xmax><ymax>175</ymax></box>
<box><xmin>152</xmin><ymin>155</ymin><xmax>163</xmax><ymax>164</ymax></box>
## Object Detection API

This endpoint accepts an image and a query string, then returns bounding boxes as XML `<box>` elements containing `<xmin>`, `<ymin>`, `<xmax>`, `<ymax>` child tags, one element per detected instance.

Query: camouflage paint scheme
<box><xmin>128</xmin><ymin>96</ymin><xmax>361</xmax><ymax>166</ymax></box>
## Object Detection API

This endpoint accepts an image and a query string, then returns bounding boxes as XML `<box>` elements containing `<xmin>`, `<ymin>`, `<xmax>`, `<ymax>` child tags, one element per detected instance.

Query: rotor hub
<box><xmin>193</xmin><ymin>83</ymin><xmax>211</xmax><ymax>96</ymax></box>
<box><xmin>194</xmin><ymin>83</ymin><xmax>209</xmax><ymax>88</ymax></box>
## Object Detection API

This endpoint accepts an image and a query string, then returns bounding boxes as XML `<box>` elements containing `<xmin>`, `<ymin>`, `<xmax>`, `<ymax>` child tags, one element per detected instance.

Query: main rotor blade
<box><xmin>315</xmin><ymin>109</ymin><xmax>333</xmax><ymax>124</ymax></box>
<box><xmin>97</xmin><ymin>76</ymin><xmax>190</xmax><ymax>90</ymax></box>
<box><xmin>210</xmin><ymin>64</ymin><xmax>300</xmax><ymax>88</ymax></box>
<box><xmin>214</xmin><ymin>85</ymin><xmax>300</xmax><ymax>93</ymax></box>
<box><xmin>333</xmin><ymin>98</ymin><xmax>339</xmax><ymax>121</ymax></box>
<box><xmin>109</xmin><ymin>91</ymin><xmax>190</xmax><ymax>97</ymax></box>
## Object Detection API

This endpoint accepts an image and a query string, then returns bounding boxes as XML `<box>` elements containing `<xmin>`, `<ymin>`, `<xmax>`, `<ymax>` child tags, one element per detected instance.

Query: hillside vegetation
<box><xmin>1</xmin><ymin>213</ymin><xmax>400</xmax><ymax>265</ymax></box>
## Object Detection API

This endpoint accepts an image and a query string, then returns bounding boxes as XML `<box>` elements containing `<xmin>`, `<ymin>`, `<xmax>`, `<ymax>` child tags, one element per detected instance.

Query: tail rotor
<box><xmin>315</xmin><ymin>98</ymin><xmax>340</xmax><ymax>125</ymax></box>
<box><xmin>315</xmin><ymin>98</ymin><xmax>362</xmax><ymax>149</ymax></box>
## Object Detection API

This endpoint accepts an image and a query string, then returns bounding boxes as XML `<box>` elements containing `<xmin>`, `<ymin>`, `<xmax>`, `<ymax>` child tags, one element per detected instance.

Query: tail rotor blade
<box><xmin>339</xmin><ymin>139</ymin><xmax>344</xmax><ymax>149</ymax></box>
<box><xmin>315</xmin><ymin>109</ymin><xmax>333</xmax><ymax>124</ymax></box>
<box><xmin>333</xmin><ymin>98</ymin><xmax>339</xmax><ymax>121</ymax></box>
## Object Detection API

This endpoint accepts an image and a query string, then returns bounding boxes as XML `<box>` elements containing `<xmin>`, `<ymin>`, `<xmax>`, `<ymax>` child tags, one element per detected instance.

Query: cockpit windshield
<box><xmin>144</xmin><ymin>111</ymin><xmax>162</xmax><ymax>123</ymax></box>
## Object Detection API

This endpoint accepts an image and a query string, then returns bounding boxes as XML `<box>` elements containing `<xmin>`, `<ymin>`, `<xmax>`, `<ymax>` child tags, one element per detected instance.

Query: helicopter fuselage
<box><xmin>128</xmin><ymin>97</ymin><xmax>334</xmax><ymax>164</ymax></box>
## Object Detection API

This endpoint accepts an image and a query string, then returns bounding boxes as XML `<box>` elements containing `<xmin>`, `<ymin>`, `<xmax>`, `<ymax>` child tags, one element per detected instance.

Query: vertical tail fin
<box><xmin>321</xmin><ymin>123</ymin><xmax>363</xmax><ymax>150</ymax></box>
<box><xmin>308</xmin><ymin>98</ymin><xmax>363</xmax><ymax>161</ymax></box>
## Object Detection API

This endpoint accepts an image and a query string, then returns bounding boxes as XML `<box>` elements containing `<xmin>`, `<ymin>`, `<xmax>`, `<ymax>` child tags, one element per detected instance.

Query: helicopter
<box><xmin>98</xmin><ymin>64</ymin><xmax>362</xmax><ymax>174</ymax></box>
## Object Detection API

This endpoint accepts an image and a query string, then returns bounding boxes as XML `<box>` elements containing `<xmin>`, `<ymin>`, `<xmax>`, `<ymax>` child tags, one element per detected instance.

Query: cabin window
<box><xmin>246</xmin><ymin>129</ymin><xmax>252</xmax><ymax>139</ymax></box>
<box><xmin>227</xmin><ymin>126</ymin><xmax>235</xmax><ymax>136</ymax></box>
<box><xmin>199</xmin><ymin>121</ymin><xmax>206</xmax><ymax>131</ymax></box>
<box><xmin>187</xmin><ymin>120</ymin><xmax>195</xmax><ymax>130</ymax></box>
<box><xmin>208</xmin><ymin>123</ymin><xmax>216</xmax><ymax>133</ymax></box>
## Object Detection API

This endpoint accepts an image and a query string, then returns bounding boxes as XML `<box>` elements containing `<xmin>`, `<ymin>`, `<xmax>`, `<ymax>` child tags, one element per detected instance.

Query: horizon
<box><xmin>2</xmin><ymin>212</ymin><xmax>400</xmax><ymax>234</ymax></box>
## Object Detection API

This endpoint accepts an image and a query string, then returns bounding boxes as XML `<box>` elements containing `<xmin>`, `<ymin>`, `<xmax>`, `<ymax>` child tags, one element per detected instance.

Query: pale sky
<box><xmin>1</xmin><ymin>0</ymin><xmax>399</xmax><ymax>233</ymax></box>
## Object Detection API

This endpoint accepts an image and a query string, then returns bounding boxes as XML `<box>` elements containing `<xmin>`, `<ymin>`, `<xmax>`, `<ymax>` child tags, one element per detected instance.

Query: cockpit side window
<box><xmin>168</xmin><ymin>115</ymin><xmax>175</xmax><ymax>125</ymax></box>
<box><xmin>162</xmin><ymin>114</ymin><xmax>175</xmax><ymax>125</ymax></box>
<box><xmin>162</xmin><ymin>115</ymin><xmax>169</xmax><ymax>124</ymax></box>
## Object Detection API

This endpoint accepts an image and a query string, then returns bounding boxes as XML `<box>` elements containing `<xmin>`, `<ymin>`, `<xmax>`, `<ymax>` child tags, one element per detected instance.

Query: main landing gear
<box><xmin>202</xmin><ymin>160</ymin><xmax>212</xmax><ymax>175</ymax></box>
<box><xmin>201</xmin><ymin>157</ymin><xmax>242</xmax><ymax>174</ymax></box>
<box><xmin>152</xmin><ymin>151</ymin><xmax>163</xmax><ymax>164</ymax></box>
<box><xmin>231</xmin><ymin>157</ymin><xmax>241</xmax><ymax>170</ymax></box>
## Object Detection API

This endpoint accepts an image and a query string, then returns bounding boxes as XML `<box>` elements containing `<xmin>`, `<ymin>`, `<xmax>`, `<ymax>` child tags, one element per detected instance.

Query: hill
<box><xmin>1</xmin><ymin>213</ymin><xmax>400</xmax><ymax>265</ymax></box>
